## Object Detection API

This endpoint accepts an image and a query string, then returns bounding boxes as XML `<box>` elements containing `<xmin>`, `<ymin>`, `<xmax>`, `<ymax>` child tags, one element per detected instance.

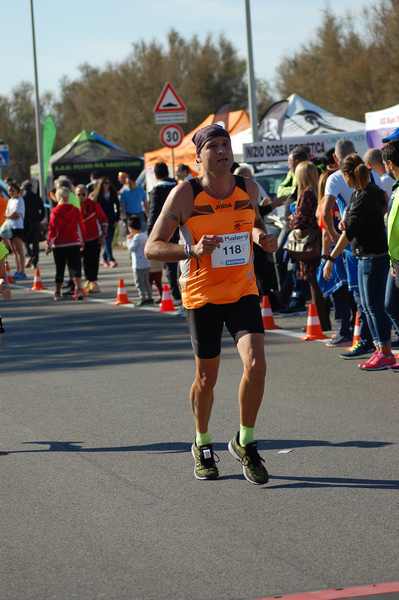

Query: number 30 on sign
<box><xmin>160</xmin><ymin>124</ymin><xmax>184</xmax><ymax>148</ymax></box>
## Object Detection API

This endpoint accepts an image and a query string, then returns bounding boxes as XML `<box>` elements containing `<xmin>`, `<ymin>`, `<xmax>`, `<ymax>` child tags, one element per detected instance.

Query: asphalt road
<box><xmin>0</xmin><ymin>251</ymin><xmax>398</xmax><ymax>600</ymax></box>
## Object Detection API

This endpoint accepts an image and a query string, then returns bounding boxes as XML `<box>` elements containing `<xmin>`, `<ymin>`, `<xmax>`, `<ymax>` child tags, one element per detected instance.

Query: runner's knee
<box><xmin>194</xmin><ymin>369</ymin><xmax>218</xmax><ymax>393</ymax></box>
<box><xmin>242</xmin><ymin>354</ymin><xmax>266</xmax><ymax>381</ymax></box>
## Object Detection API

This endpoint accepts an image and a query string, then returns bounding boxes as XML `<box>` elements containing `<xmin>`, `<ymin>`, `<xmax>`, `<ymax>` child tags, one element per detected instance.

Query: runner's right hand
<box><xmin>192</xmin><ymin>235</ymin><xmax>223</xmax><ymax>257</ymax></box>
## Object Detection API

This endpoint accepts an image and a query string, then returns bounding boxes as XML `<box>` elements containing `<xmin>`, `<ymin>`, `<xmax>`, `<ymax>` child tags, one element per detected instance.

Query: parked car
<box><xmin>254</xmin><ymin>165</ymin><xmax>287</xmax><ymax>200</ymax></box>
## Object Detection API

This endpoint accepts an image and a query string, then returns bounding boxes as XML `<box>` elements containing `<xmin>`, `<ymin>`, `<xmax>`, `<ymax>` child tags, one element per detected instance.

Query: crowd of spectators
<box><xmin>1</xmin><ymin>137</ymin><xmax>398</xmax><ymax>372</ymax></box>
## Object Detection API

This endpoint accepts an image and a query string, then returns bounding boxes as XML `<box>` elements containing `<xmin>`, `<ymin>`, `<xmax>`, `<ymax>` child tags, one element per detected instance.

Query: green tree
<box><xmin>276</xmin><ymin>9</ymin><xmax>376</xmax><ymax>121</ymax></box>
<box><xmin>55</xmin><ymin>30</ymin><xmax>273</xmax><ymax>155</ymax></box>
<box><xmin>0</xmin><ymin>83</ymin><xmax>55</xmax><ymax>181</ymax></box>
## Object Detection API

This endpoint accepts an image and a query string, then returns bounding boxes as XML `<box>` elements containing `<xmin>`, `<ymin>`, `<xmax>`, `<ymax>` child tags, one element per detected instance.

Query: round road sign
<box><xmin>160</xmin><ymin>124</ymin><xmax>184</xmax><ymax>148</ymax></box>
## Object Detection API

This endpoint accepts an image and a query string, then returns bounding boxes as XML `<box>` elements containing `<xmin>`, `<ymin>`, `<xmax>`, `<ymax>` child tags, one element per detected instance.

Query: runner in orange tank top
<box><xmin>145</xmin><ymin>124</ymin><xmax>277</xmax><ymax>485</ymax></box>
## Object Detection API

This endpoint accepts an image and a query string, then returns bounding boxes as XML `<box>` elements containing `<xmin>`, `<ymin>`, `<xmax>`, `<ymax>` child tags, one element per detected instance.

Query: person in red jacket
<box><xmin>76</xmin><ymin>184</ymin><xmax>108</xmax><ymax>294</ymax></box>
<box><xmin>46</xmin><ymin>186</ymin><xmax>84</xmax><ymax>301</ymax></box>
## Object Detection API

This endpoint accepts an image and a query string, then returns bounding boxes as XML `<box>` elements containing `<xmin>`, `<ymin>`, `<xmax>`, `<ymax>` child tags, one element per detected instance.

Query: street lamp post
<box><xmin>29</xmin><ymin>0</ymin><xmax>45</xmax><ymax>200</ymax></box>
<box><xmin>244</xmin><ymin>0</ymin><xmax>259</xmax><ymax>143</ymax></box>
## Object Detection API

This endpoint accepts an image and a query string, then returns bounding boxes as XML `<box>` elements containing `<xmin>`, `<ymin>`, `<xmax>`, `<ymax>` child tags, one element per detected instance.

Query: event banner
<box><xmin>42</xmin><ymin>115</ymin><xmax>57</xmax><ymax>180</ymax></box>
<box><xmin>243</xmin><ymin>131</ymin><xmax>367</xmax><ymax>164</ymax></box>
<box><xmin>365</xmin><ymin>104</ymin><xmax>399</xmax><ymax>148</ymax></box>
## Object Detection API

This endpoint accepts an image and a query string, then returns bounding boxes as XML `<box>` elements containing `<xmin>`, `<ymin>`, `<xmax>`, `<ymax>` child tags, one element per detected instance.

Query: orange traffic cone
<box><xmin>349</xmin><ymin>311</ymin><xmax>361</xmax><ymax>348</ymax></box>
<box><xmin>113</xmin><ymin>279</ymin><xmax>131</xmax><ymax>305</ymax></box>
<box><xmin>302</xmin><ymin>303</ymin><xmax>328</xmax><ymax>341</ymax></box>
<box><xmin>160</xmin><ymin>283</ymin><xmax>175</xmax><ymax>313</ymax></box>
<box><xmin>5</xmin><ymin>262</ymin><xmax>14</xmax><ymax>284</ymax></box>
<box><xmin>31</xmin><ymin>267</ymin><xmax>45</xmax><ymax>291</ymax></box>
<box><xmin>261</xmin><ymin>295</ymin><xmax>278</xmax><ymax>330</ymax></box>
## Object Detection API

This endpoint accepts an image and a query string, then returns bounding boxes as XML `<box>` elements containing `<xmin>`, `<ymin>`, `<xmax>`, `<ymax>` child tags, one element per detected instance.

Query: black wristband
<box><xmin>322</xmin><ymin>254</ymin><xmax>335</xmax><ymax>262</ymax></box>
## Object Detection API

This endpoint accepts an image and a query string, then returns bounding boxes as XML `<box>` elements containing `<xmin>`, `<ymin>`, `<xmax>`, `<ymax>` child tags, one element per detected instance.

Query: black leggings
<box><xmin>53</xmin><ymin>246</ymin><xmax>81</xmax><ymax>283</ymax></box>
<box><xmin>83</xmin><ymin>239</ymin><xmax>101</xmax><ymax>282</ymax></box>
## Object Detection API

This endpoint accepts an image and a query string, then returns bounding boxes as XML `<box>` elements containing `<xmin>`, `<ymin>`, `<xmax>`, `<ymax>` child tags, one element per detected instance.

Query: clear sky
<box><xmin>4</xmin><ymin>0</ymin><xmax>367</xmax><ymax>98</ymax></box>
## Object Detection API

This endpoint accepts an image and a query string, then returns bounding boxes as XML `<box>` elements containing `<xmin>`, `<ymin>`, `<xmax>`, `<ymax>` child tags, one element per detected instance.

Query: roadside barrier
<box><xmin>261</xmin><ymin>295</ymin><xmax>279</xmax><ymax>330</ymax></box>
<box><xmin>349</xmin><ymin>311</ymin><xmax>361</xmax><ymax>349</ymax></box>
<box><xmin>160</xmin><ymin>283</ymin><xmax>175</xmax><ymax>313</ymax></box>
<box><xmin>302</xmin><ymin>303</ymin><xmax>328</xmax><ymax>341</ymax></box>
<box><xmin>31</xmin><ymin>268</ymin><xmax>46</xmax><ymax>291</ymax></box>
<box><xmin>113</xmin><ymin>279</ymin><xmax>132</xmax><ymax>305</ymax></box>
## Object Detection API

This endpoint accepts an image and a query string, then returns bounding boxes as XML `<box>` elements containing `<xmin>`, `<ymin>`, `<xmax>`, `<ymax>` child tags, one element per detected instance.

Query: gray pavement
<box><xmin>0</xmin><ymin>251</ymin><xmax>398</xmax><ymax>600</ymax></box>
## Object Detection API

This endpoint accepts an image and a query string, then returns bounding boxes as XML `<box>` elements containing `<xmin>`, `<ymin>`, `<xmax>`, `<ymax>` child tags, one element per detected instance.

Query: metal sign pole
<box><xmin>244</xmin><ymin>0</ymin><xmax>259</xmax><ymax>143</ymax></box>
<box><xmin>29</xmin><ymin>0</ymin><xmax>45</xmax><ymax>201</ymax></box>
<box><xmin>171</xmin><ymin>148</ymin><xmax>175</xmax><ymax>178</ymax></box>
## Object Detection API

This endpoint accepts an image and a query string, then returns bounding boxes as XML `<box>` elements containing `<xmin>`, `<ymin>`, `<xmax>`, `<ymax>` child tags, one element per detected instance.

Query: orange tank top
<box><xmin>180</xmin><ymin>176</ymin><xmax>258</xmax><ymax>309</ymax></box>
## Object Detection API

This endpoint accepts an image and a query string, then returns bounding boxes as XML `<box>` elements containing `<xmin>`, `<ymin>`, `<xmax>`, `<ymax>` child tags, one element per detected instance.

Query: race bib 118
<box><xmin>211</xmin><ymin>232</ymin><xmax>250</xmax><ymax>268</ymax></box>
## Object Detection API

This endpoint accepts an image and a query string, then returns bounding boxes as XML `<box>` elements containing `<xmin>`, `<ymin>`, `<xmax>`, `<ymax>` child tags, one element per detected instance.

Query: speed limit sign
<box><xmin>160</xmin><ymin>124</ymin><xmax>184</xmax><ymax>148</ymax></box>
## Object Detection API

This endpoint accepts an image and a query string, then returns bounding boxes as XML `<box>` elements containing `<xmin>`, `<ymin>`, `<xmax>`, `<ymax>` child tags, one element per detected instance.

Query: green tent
<box><xmin>31</xmin><ymin>131</ymin><xmax>143</xmax><ymax>183</ymax></box>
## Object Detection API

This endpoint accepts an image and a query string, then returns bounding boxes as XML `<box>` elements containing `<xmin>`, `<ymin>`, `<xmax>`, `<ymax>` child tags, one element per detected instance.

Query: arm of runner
<box><xmin>247</xmin><ymin>179</ymin><xmax>278</xmax><ymax>253</ymax></box>
<box><xmin>145</xmin><ymin>182</ymin><xmax>222</xmax><ymax>262</ymax></box>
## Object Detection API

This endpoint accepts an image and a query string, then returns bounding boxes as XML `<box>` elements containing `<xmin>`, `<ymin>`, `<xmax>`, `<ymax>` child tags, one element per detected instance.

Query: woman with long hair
<box><xmin>6</xmin><ymin>182</ymin><xmax>26</xmax><ymax>280</ymax></box>
<box><xmin>293</xmin><ymin>161</ymin><xmax>331</xmax><ymax>330</ymax></box>
<box><xmin>92</xmin><ymin>177</ymin><xmax>120</xmax><ymax>267</ymax></box>
<box><xmin>323</xmin><ymin>153</ymin><xmax>396</xmax><ymax>370</ymax></box>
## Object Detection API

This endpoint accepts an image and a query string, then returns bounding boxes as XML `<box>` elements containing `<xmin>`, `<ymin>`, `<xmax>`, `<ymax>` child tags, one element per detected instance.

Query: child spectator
<box><xmin>126</xmin><ymin>216</ymin><xmax>153</xmax><ymax>306</ymax></box>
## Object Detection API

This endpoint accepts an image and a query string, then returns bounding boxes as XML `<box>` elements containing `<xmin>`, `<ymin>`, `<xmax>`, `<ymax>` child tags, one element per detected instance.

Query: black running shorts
<box><xmin>186</xmin><ymin>294</ymin><xmax>264</xmax><ymax>359</ymax></box>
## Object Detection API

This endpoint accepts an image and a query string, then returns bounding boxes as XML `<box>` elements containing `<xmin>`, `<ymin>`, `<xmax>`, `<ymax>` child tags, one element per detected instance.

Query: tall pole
<box><xmin>29</xmin><ymin>0</ymin><xmax>45</xmax><ymax>200</ymax></box>
<box><xmin>244</xmin><ymin>0</ymin><xmax>258</xmax><ymax>143</ymax></box>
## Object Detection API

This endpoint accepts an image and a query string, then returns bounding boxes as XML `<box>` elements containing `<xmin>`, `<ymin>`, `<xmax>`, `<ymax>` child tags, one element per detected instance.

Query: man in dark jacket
<box><xmin>147</xmin><ymin>162</ymin><xmax>181</xmax><ymax>302</ymax></box>
<box><xmin>22</xmin><ymin>180</ymin><xmax>45</xmax><ymax>268</ymax></box>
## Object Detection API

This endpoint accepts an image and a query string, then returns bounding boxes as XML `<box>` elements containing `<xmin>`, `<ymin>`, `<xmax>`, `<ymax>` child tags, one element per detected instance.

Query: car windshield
<box><xmin>255</xmin><ymin>171</ymin><xmax>287</xmax><ymax>197</ymax></box>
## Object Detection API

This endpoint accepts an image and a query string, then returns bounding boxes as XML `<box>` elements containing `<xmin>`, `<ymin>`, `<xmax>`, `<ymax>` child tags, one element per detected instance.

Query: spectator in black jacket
<box><xmin>147</xmin><ymin>162</ymin><xmax>181</xmax><ymax>302</ymax></box>
<box><xmin>22</xmin><ymin>180</ymin><xmax>45</xmax><ymax>268</ymax></box>
<box><xmin>323</xmin><ymin>153</ymin><xmax>396</xmax><ymax>371</ymax></box>
<box><xmin>92</xmin><ymin>178</ymin><xmax>120</xmax><ymax>267</ymax></box>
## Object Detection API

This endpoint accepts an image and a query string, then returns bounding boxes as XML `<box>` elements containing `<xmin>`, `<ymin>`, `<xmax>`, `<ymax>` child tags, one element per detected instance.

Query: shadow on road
<box><xmin>0</xmin><ymin>306</ymin><xmax>194</xmax><ymax>373</ymax></box>
<box><xmin>3</xmin><ymin>439</ymin><xmax>396</xmax><ymax>489</ymax></box>
<box><xmin>5</xmin><ymin>437</ymin><xmax>392</xmax><ymax>454</ymax></box>
<box><xmin>0</xmin><ymin>297</ymin><xmax>289</xmax><ymax>373</ymax></box>
<box><xmin>267</xmin><ymin>474</ymin><xmax>399</xmax><ymax>490</ymax></box>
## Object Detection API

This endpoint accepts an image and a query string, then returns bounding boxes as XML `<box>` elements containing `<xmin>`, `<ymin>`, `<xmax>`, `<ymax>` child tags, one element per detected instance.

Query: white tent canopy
<box><xmin>232</xmin><ymin>94</ymin><xmax>366</xmax><ymax>162</ymax></box>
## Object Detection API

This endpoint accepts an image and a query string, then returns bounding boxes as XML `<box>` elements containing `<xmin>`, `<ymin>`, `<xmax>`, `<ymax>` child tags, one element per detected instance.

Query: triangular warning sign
<box><xmin>154</xmin><ymin>82</ymin><xmax>187</xmax><ymax>114</ymax></box>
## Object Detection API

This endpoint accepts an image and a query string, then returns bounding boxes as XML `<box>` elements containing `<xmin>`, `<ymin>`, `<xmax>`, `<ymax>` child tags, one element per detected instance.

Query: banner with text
<box><xmin>243</xmin><ymin>131</ymin><xmax>367</xmax><ymax>164</ymax></box>
<box><xmin>365</xmin><ymin>103</ymin><xmax>399</xmax><ymax>148</ymax></box>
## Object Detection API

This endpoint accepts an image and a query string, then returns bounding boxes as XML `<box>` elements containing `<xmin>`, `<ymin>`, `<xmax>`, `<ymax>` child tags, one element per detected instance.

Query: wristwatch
<box><xmin>322</xmin><ymin>254</ymin><xmax>335</xmax><ymax>262</ymax></box>
<box><xmin>184</xmin><ymin>243</ymin><xmax>195</xmax><ymax>258</ymax></box>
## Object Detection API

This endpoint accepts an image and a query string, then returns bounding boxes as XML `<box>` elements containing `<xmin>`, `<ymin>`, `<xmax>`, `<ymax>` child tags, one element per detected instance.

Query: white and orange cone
<box><xmin>261</xmin><ymin>295</ymin><xmax>278</xmax><ymax>330</ymax></box>
<box><xmin>349</xmin><ymin>311</ymin><xmax>361</xmax><ymax>349</ymax></box>
<box><xmin>31</xmin><ymin>267</ymin><xmax>45</xmax><ymax>291</ymax></box>
<box><xmin>160</xmin><ymin>283</ymin><xmax>175</xmax><ymax>313</ymax></box>
<box><xmin>302</xmin><ymin>303</ymin><xmax>328</xmax><ymax>341</ymax></box>
<box><xmin>113</xmin><ymin>279</ymin><xmax>131</xmax><ymax>305</ymax></box>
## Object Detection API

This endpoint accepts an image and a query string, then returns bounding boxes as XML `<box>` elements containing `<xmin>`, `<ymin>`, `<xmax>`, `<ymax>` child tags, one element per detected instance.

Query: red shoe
<box><xmin>358</xmin><ymin>351</ymin><xmax>396</xmax><ymax>371</ymax></box>
<box><xmin>72</xmin><ymin>290</ymin><xmax>85</xmax><ymax>301</ymax></box>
